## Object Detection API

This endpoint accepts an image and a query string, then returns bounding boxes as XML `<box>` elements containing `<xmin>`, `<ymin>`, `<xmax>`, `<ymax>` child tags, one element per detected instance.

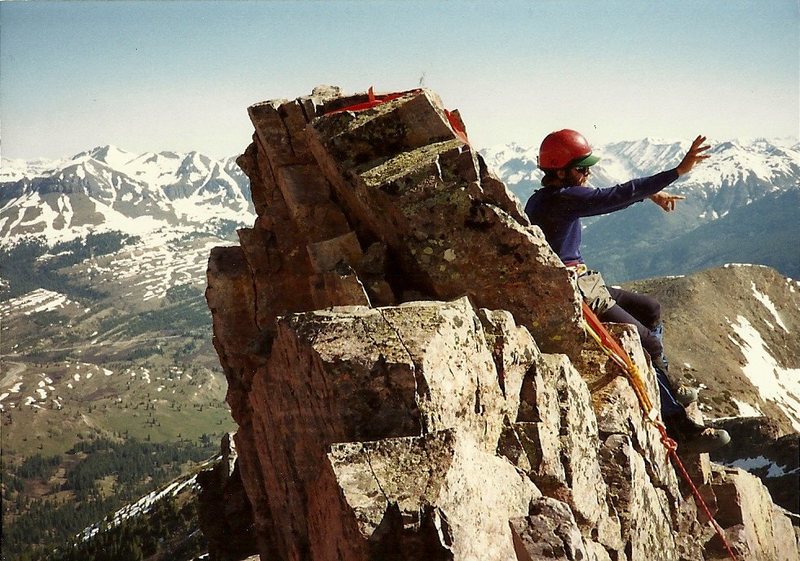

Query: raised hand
<box><xmin>676</xmin><ymin>135</ymin><xmax>711</xmax><ymax>176</ymax></box>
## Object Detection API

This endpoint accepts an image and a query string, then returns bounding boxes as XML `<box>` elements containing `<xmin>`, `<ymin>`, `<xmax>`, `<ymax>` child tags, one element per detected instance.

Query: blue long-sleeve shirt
<box><xmin>524</xmin><ymin>169</ymin><xmax>679</xmax><ymax>264</ymax></box>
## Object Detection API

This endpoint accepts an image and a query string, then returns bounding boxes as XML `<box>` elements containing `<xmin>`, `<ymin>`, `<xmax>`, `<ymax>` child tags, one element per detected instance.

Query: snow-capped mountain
<box><xmin>481</xmin><ymin>137</ymin><xmax>800</xmax><ymax>282</ymax></box>
<box><xmin>0</xmin><ymin>147</ymin><xmax>255</xmax><ymax>468</ymax></box>
<box><xmin>0</xmin><ymin>145</ymin><xmax>254</xmax><ymax>245</ymax></box>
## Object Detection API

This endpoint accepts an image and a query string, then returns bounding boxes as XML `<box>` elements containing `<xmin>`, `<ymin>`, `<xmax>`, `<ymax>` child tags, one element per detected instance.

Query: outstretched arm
<box><xmin>648</xmin><ymin>135</ymin><xmax>710</xmax><ymax>211</ymax></box>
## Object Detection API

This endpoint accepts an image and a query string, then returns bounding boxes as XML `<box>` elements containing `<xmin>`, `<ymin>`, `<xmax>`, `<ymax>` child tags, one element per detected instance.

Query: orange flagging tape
<box><xmin>581</xmin><ymin>302</ymin><xmax>738</xmax><ymax>561</ymax></box>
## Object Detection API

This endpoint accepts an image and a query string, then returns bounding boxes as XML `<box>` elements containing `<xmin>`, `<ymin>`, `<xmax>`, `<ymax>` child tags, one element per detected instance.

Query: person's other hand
<box><xmin>676</xmin><ymin>135</ymin><xmax>711</xmax><ymax>176</ymax></box>
<box><xmin>649</xmin><ymin>192</ymin><xmax>686</xmax><ymax>212</ymax></box>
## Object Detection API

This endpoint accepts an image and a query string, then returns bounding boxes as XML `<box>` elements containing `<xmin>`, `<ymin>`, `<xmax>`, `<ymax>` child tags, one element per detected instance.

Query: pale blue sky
<box><xmin>1</xmin><ymin>0</ymin><xmax>798</xmax><ymax>160</ymax></box>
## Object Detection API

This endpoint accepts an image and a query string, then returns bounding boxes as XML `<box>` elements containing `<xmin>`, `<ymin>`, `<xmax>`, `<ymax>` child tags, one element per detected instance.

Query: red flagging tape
<box><xmin>324</xmin><ymin>86</ymin><xmax>469</xmax><ymax>143</ymax></box>
<box><xmin>325</xmin><ymin>86</ymin><xmax>420</xmax><ymax>114</ymax></box>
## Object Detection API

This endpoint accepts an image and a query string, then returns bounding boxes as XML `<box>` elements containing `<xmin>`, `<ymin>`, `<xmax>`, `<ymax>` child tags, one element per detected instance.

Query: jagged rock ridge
<box><xmin>201</xmin><ymin>87</ymin><xmax>799</xmax><ymax>561</ymax></box>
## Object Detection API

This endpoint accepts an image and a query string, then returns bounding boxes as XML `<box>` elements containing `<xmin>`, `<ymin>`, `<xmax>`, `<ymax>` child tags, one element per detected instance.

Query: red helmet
<box><xmin>538</xmin><ymin>129</ymin><xmax>600</xmax><ymax>170</ymax></box>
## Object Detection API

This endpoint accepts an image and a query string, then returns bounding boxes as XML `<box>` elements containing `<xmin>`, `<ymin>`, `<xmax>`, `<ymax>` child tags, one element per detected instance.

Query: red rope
<box><xmin>655</xmin><ymin>424</ymin><xmax>739</xmax><ymax>561</ymax></box>
<box><xmin>582</xmin><ymin>302</ymin><xmax>631</xmax><ymax>367</ymax></box>
<box><xmin>582</xmin><ymin>305</ymin><xmax>739</xmax><ymax>560</ymax></box>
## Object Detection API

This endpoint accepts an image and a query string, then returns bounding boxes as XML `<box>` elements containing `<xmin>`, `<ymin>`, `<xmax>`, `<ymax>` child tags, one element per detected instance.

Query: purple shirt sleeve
<box><xmin>556</xmin><ymin>169</ymin><xmax>679</xmax><ymax>218</ymax></box>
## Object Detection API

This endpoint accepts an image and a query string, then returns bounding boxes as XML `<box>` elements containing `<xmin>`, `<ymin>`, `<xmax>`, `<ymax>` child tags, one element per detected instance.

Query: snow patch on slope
<box><xmin>727</xmin><ymin>315</ymin><xmax>800</xmax><ymax>431</ymax></box>
<box><xmin>750</xmin><ymin>281</ymin><xmax>789</xmax><ymax>332</ymax></box>
<box><xmin>80</xmin><ymin>473</ymin><xmax>200</xmax><ymax>541</ymax></box>
<box><xmin>732</xmin><ymin>397</ymin><xmax>764</xmax><ymax>417</ymax></box>
<box><xmin>0</xmin><ymin>289</ymin><xmax>81</xmax><ymax>317</ymax></box>
<box><xmin>722</xmin><ymin>455</ymin><xmax>797</xmax><ymax>478</ymax></box>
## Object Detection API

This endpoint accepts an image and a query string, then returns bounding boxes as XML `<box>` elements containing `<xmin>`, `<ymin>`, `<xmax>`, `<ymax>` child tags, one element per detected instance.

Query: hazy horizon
<box><xmin>3</xmin><ymin>135</ymin><xmax>799</xmax><ymax>165</ymax></box>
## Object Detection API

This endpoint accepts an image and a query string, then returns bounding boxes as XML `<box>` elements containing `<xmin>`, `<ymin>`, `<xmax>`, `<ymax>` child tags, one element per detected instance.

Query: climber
<box><xmin>525</xmin><ymin>129</ymin><xmax>730</xmax><ymax>454</ymax></box>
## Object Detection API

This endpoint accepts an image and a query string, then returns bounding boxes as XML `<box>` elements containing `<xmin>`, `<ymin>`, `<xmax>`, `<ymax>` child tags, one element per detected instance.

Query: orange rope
<box><xmin>581</xmin><ymin>302</ymin><xmax>738</xmax><ymax>561</ymax></box>
<box><xmin>581</xmin><ymin>302</ymin><xmax>658</xmax><ymax>420</ymax></box>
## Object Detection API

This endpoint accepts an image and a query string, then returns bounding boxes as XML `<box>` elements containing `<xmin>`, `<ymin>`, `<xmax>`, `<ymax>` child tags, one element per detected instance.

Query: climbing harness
<box><xmin>324</xmin><ymin>86</ymin><xmax>470</xmax><ymax>144</ymax></box>
<box><xmin>581</xmin><ymin>301</ymin><xmax>739</xmax><ymax>561</ymax></box>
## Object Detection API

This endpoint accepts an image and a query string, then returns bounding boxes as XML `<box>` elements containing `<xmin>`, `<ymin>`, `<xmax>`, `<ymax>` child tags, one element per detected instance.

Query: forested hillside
<box><xmin>4</xmin><ymin>436</ymin><xmax>218</xmax><ymax>560</ymax></box>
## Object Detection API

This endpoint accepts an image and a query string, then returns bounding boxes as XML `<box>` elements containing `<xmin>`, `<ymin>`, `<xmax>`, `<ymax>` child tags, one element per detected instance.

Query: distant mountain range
<box><xmin>480</xmin><ymin>137</ymin><xmax>800</xmax><ymax>283</ymax></box>
<box><xmin>0</xmin><ymin>146</ymin><xmax>254</xmax><ymax>433</ymax></box>
<box><xmin>1</xmin><ymin>145</ymin><xmax>254</xmax><ymax>245</ymax></box>
<box><xmin>4</xmin><ymin>137</ymin><xmax>798</xmax><ymax>280</ymax></box>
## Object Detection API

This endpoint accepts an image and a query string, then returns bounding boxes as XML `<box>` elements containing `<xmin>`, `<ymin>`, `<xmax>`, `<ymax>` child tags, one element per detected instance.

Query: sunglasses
<box><xmin>573</xmin><ymin>166</ymin><xmax>591</xmax><ymax>176</ymax></box>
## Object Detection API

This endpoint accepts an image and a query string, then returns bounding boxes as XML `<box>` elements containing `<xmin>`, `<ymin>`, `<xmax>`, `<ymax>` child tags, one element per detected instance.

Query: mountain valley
<box><xmin>1</xmin><ymin>147</ymin><xmax>253</xmax><ymax>559</ymax></box>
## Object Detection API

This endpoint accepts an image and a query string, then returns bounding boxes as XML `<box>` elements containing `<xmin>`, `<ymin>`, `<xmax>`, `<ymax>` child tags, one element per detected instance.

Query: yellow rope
<box><xmin>582</xmin><ymin>318</ymin><xmax>659</xmax><ymax>421</ymax></box>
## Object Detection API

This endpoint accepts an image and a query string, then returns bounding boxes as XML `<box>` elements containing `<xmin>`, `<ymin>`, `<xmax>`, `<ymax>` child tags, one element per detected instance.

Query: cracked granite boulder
<box><xmin>201</xmin><ymin>87</ymin><xmax>799</xmax><ymax>561</ymax></box>
<box><xmin>245</xmin><ymin>298</ymin><xmax>539</xmax><ymax>559</ymax></box>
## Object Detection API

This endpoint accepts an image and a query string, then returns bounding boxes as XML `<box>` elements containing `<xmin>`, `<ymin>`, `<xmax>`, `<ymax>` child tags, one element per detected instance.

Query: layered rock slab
<box><xmin>245</xmin><ymin>298</ymin><xmax>538</xmax><ymax>560</ymax></box>
<box><xmin>307</xmin><ymin>91</ymin><xmax>582</xmax><ymax>357</ymax></box>
<box><xmin>196</xmin><ymin>433</ymin><xmax>258</xmax><ymax>561</ymax></box>
<box><xmin>330</xmin><ymin>430</ymin><xmax>538</xmax><ymax>560</ymax></box>
<box><xmin>705</xmin><ymin>466</ymin><xmax>799</xmax><ymax>561</ymax></box>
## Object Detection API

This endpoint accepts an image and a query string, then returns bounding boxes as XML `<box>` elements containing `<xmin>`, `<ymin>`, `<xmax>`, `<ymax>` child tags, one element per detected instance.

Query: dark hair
<box><xmin>541</xmin><ymin>170</ymin><xmax>563</xmax><ymax>188</ymax></box>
